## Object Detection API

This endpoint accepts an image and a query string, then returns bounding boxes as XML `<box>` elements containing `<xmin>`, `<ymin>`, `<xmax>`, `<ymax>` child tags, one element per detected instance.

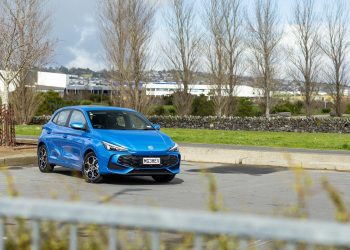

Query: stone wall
<box><xmin>148</xmin><ymin>116</ymin><xmax>350</xmax><ymax>133</ymax></box>
<box><xmin>31</xmin><ymin>115</ymin><xmax>350</xmax><ymax>133</ymax></box>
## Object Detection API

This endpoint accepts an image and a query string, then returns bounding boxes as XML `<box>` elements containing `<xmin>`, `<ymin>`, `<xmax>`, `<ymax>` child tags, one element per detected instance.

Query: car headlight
<box><xmin>102</xmin><ymin>141</ymin><xmax>128</xmax><ymax>152</ymax></box>
<box><xmin>169</xmin><ymin>143</ymin><xmax>179</xmax><ymax>152</ymax></box>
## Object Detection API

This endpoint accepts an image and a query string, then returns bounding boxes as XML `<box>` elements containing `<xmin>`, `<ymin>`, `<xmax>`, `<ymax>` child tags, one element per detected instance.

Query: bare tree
<box><xmin>163</xmin><ymin>0</ymin><xmax>202</xmax><ymax>116</ymax></box>
<box><xmin>0</xmin><ymin>0</ymin><xmax>54</xmax><ymax>124</ymax></box>
<box><xmin>100</xmin><ymin>0</ymin><xmax>155</xmax><ymax>114</ymax></box>
<box><xmin>319</xmin><ymin>0</ymin><xmax>349</xmax><ymax>117</ymax></box>
<box><xmin>289</xmin><ymin>0</ymin><xmax>321</xmax><ymax>117</ymax></box>
<box><xmin>205</xmin><ymin>0</ymin><xmax>244</xmax><ymax>116</ymax></box>
<box><xmin>222</xmin><ymin>0</ymin><xmax>244</xmax><ymax>116</ymax></box>
<box><xmin>205</xmin><ymin>0</ymin><xmax>227</xmax><ymax>117</ymax></box>
<box><xmin>247</xmin><ymin>0</ymin><xmax>282</xmax><ymax>118</ymax></box>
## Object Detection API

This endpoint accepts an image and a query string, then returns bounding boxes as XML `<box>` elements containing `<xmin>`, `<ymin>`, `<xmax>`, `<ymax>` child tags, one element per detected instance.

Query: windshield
<box><xmin>87</xmin><ymin>110</ymin><xmax>155</xmax><ymax>130</ymax></box>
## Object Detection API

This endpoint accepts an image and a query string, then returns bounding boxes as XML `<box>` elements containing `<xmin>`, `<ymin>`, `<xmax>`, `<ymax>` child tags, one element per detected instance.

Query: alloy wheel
<box><xmin>84</xmin><ymin>155</ymin><xmax>101</xmax><ymax>182</ymax></box>
<box><xmin>38</xmin><ymin>146</ymin><xmax>48</xmax><ymax>171</ymax></box>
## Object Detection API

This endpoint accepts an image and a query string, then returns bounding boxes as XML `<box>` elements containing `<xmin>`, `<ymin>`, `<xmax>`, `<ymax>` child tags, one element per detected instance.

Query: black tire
<box><xmin>152</xmin><ymin>174</ymin><xmax>175</xmax><ymax>183</ymax></box>
<box><xmin>82</xmin><ymin>152</ymin><xmax>103</xmax><ymax>183</ymax></box>
<box><xmin>38</xmin><ymin>144</ymin><xmax>54</xmax><ymax>173</ymax></box>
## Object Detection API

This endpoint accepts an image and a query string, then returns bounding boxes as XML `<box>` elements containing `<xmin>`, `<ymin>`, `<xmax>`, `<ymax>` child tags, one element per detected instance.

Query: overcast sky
<box><xmin>49</xmin><ymin>0</ymin><xmax>328</xmax><ymax>71</ymax></box>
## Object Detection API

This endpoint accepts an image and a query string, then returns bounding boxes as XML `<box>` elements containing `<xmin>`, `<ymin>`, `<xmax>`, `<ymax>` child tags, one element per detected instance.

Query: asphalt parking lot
<box><xmin>1</xmin><ymin>161</ymin><xmax>350</xmax><ymax>221</ymax></box>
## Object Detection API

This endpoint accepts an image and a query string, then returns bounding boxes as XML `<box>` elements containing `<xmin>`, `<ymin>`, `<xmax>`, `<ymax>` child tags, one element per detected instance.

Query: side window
<box><xmin>116</xmin><ymin>115</ymin><xmax>126</xmax><ymax>128</ymax></box>
<box><xmin>55</xmin><ymin>110</ymin><xmax>71</xmax><ymax>127</ymax></box>
<box><xmin>129</xmin><ymin>113</ymin><xmax>146</xmax><ymax>129</ymax></box>
<box><xmin>69</xmin><ymin>111</ymin><xmax>87</xmax><ymax>127</ymax></box>
<box><xmin>52</xmin><ymin>113</ymin><xmax>60</xmax><ymax>124</ymax></box>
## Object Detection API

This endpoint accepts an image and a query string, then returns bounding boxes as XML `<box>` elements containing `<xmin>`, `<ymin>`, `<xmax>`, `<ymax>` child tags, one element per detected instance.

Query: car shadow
<box><xmin>187</xmin><ymin>164</ymin><xmax>287</xmax><ymax>176</ymax></box>
<box><xmin>53</xmin><ymin>167</ymin><xmax>184</xmax><ymax>185</ymax></box>
<box><xmin>103</xmin><ymin>175</ymin><xmax>184</xmax><ymax>185</ymax></box>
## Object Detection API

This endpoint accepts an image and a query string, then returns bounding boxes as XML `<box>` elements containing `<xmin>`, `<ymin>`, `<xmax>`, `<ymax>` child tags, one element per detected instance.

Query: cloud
<box><xmin>67</xmin><ymin>47</ymin><xmax>104</xmax><ymax>70</ymax></box>
<box><xmin>66</xmin><ymin>16</ymin><xmax>105</xmax><ymax>70</ymax></box>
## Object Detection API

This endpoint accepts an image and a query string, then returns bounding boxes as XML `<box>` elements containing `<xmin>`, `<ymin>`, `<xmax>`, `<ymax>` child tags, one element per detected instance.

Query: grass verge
<box><xmin>15</xmin><ymin>125</ymin><xmax>350</xmax><ymax>151</ymax></box>
<box><xmin>162</xmin><ymin>128</ymin><xmax>350</xmax><ymax>151</ymax></box>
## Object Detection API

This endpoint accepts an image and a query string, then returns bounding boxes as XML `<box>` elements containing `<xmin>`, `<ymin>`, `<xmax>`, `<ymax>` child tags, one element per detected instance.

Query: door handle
<box><xmin>63</xmin><ymin>135</ymin><xmax>68</xmax><ymax>139</ymax></box>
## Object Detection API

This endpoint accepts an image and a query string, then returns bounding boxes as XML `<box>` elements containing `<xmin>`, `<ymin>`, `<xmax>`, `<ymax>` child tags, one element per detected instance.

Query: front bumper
<box><xmin>99</xmin><ymin>151</ymin><xmax>181</xmax><ymax>176</ymax></box>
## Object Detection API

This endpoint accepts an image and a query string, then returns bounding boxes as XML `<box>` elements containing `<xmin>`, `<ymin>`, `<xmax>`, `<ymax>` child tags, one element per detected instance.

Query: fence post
<box><xmin>69</xmin><ymin>224</ymin><xmax>78</xmax><ymax>250</ymax></box>
<box><xmin>0</xmin><ymin>217</ymin><xmax>4</xmax><ymax>250</ymax></box>
<box><xmin>194</xmin><ymin>234</ymin><xmax>203</xmax><ymax>250</ymax></box>
<box><xmin>109</xmin><ymin>227</ymin><xmax>117</xmax><ymax>250</ymax></box>
<box><xmin>31</xmin><ymin>220</ymin><xmax>40</xmax><ymax>250</ymax></box>
<box><xmin>151</xmin><ymin>230</ymin><xmax>160</xmax><ymax>250</ymax></box>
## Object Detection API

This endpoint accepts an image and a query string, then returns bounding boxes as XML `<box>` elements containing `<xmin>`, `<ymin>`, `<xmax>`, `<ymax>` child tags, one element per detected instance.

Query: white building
<box><xmin>144</xmin><ymin>82</ymin><xmax>263</xmax><ymax>98</ymax></box>
<box><xmin>37</xmin><ymin>72</ymin><xmax>68</xmax><ymax>91</ymax></box>
<box><xmin>0</xmin><ymin>71</ymin><xmax>68</xmax><ymax>94</ymax></box>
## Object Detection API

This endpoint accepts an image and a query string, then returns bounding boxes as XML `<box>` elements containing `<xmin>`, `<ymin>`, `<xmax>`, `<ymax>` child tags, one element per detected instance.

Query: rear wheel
<box><xmin>152</xmin><ymin>174</ymin><xmax>175</xmax><ymax>183</ymax></box>
<box><xmin>38</xmin><ymin>144</ymin><xmax>54</xmax><ymax>173</ymax></box>
<box><xmin>83</xmin><ymin>152</ymin><xmax>103</xmax><ymax>183</ymax></box>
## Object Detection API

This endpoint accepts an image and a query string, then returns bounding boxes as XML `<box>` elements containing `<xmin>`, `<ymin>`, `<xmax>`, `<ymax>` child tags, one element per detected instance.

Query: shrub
<box><xmin>163</xmin><ymin>95</ymin><xmax>173</xmax><ymax>105</ymax></box>
<box><xmin>235</xmin><ymin>98</ymin><xmax>261</xmax><ymax>117</ymax></box>
<box><xmin>191</xmin><ymin>95</ymin><xmax>215</xmax><ymax>117</ymax></box>
<box><xmin>151</xmin><ymin>106</ymin><xmax>166</xmax><ymax>116</ymax></box>
<box><xmin>164</xmin><ymin>105</ymin><xmax>176</xmax><ymax>116</ymax></box>
<box><xmin>149</xmin><ymin>105</ymin><xmax>177</xmax><ymax>116</ymax></box>
<box><xmin>321</xmin><ymin>108</ymin><xmax>331</xmax><ymax>114</ymax></box>
<box><xmin>64</xmin><ymin>100</ymin><xmax>81</xmax><ymax>106</ymax></box>
<box><xmin>173</xmin><ymin>91</ymin><xmax>193</xmax><ymax>116</ymax></box>
<box><xmin>36</xmin><ymin>91</ymin><xmax>65</xmax><ymax>116</ymax></box>
<box><xmin>272</xmin><ymin>101</ymin><xmax>303</xmax><ymax>115</ymax></box>
<box><xmin>345</xmin><ymin>104</ymin><xmax>350</xmax><ymax>114</ymax></box>
<box><xmin>80</xmin><ymin>100</ymin><xmax>93</xmax><ymax>105</ymax></box>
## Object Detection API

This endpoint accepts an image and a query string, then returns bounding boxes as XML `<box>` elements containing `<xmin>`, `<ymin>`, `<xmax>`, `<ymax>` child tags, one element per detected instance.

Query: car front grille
<box><xmin>117</xmin><ymin>155</ymin><xmax>178</xmax><ymax>168</ymax></box>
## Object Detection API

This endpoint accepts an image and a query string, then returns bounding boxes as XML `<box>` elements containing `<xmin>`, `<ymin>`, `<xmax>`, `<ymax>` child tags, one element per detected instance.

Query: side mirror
<box><xmin>153</xmin><ymin>124</ymin><xmax>161</xmax><ymax>130</ymax></box>
<box><xmin>70</xmin><ymin>122</ymin><xmax>86</xmax><ymax>131</ymax></box>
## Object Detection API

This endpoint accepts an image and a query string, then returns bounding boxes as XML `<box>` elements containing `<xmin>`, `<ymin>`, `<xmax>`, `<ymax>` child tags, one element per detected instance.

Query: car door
<box><xmin>49</xmin><ymin>109</ymin><xmax>72</xmax><ymax>167</ymax></box>
<box><xmin>64</xmin><ymin>110</ymin><xmax>89</xmax><ymax>169</ymax></box>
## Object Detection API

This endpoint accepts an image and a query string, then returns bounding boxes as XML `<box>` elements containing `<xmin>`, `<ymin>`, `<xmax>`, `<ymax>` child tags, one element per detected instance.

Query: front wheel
<box><xmin>38</xmin><ymin>144</ymin><xmax>54</xmax><ymax>173</ymax></box>
<box><xmin>82</xmin><ymin>152</ymin><xmax>103</xmax><ymax>183</ymax></box>
<box><xmin>152</xmin><ymin>174</ymin><xmax>175</xmax><ymax>183</ymax></box>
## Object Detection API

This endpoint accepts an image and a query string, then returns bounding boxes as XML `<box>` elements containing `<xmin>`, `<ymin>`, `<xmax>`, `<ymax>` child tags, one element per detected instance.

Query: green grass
<box><xmin>162</xmin><ymin>128</ymin><xmax>350</xmax><ymax>151</ymax></box>
<box><xmin>15</xmin><ymin>125</ymin><xmax>350</xmax><ymax>151</ymax></box>
<box><xmin>16</xmin><ymin>125</ymin><xmax>42</xmax><ymax>137</ymax></box>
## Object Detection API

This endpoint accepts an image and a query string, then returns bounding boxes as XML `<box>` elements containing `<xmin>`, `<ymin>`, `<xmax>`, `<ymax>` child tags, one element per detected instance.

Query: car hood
<box><xmin>93</xmin><ymin>129</ymin><xmax>174</xmax><ymax>152</ymax></box>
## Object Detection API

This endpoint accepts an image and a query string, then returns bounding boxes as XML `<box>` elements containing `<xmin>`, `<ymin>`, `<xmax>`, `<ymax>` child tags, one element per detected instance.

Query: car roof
<box><xmin>58</xmin><ymin>106</ymin><xmax>136</xmax><ymax>113</ymax></box>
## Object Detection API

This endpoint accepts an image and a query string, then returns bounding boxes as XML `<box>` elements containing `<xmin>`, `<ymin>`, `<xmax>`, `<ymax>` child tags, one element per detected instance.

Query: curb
<box><xmin>16</xmin><ymin>138</ymin><xmax>38</xmax><ymax>145</ymax></box>
<box><xmin>0</xmin><ymin>154</ymin><xmax>37</xmax><ymax>167</ymax></box>
<box><xmin>180</xmin><ymin>146</ymin><xmax>350</xmax><ymax>171</ymax></box>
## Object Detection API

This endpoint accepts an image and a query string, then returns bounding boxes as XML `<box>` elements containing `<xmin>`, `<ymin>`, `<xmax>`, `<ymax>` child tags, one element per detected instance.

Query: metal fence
<box><xmin>0</xmin><ymin>105</ymin><xmax>15</xmax><ymax>147</ymax></box>
<box><xmin>1</xmin><ymin>198</ymin><xmax>350</xmax><ymax>250</ymax></box>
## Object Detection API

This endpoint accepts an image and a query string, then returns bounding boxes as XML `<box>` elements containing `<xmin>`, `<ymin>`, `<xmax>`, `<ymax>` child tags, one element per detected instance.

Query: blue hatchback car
<box><xmin>37</xmin><ymin>106</ymin><xmax>181</xmax><ymax>183</ymax></box>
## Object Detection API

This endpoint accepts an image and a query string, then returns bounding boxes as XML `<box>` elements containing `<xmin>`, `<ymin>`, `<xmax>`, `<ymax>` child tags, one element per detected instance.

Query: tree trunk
<box><xmin>336</xmin><ymin>91</ymin><xmax>342</xmax><ymax>117</ymax></box>
<box><xmin>265</xmin><ymin>90</ymin><xmax>270</xmax><ymax>118</ymax></box>
<box><xmin>305</xmin><ymin>94</ymin><xmax>312</xmax><ymax>117</ymax></box>
<box><xmin>2</xmin><ymin>82</ymin><xmax>9</xmax><ymax>108</ymax></box>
